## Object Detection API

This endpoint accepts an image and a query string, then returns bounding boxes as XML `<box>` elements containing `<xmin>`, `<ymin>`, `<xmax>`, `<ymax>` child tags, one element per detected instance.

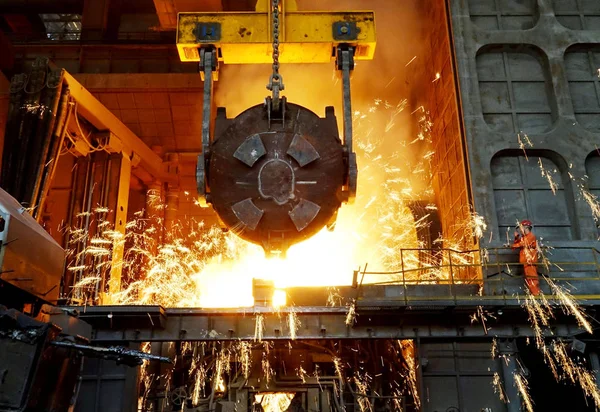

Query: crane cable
<box><xmin>266</xmin><ymin>0</ymin><xmax>284</xmax><ymax>110</ymax></box>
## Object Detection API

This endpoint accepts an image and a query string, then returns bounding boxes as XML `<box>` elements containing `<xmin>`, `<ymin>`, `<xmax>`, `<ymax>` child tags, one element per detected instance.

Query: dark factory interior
<box><xmin>1</xmin><ymin>0</ymin><xmax>600</xmax><ymax>411</ymax></box>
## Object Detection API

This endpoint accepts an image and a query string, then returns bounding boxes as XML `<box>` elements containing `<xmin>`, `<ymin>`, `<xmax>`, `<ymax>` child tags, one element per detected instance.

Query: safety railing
<box><xmin>355</xmin><ymin>246</ymin><xmax>600</xmax><ymax>305</ymax></box>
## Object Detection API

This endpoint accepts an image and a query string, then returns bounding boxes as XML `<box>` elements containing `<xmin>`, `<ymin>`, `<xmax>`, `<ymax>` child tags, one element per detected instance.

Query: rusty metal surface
<box><xmin>67</xmin><ymin>272</ymin><xmax>600</xmax><ymax>342</ymax></box>
<box><xmin>207</xmin><ymin>102</ymin><xmax>344</xmax><ymax>255</ymax></box>
<box><xmin>50</xmin><ymin>341</ymin><xmax>172</xmax><ymax>366</ymax></box>
<box><xmin>69</xmin><ymin>303</ymin><xmax>589</xmax><ymax>343</ymax></box>
<box><xmin>106</xmin><ymin>153</ymin><xmax>131</xmax><ymax>302</ymax></box>
<box><xmin>449</xmin><ymin>0</ymin><xmax>600</xmax><ymax>245</ymax></box>
<box><xmin>0</xmin><ymin>307</ymin><xmax>52</xmax><ymax>410</ymax></box>
<box><xmin>0</xmin><ymin>187</ymin><xmax>64</xmax><ymax>304</ymax></box>
<box><xmin>0</xmin><ymin>305</ymin><xmax>83</xmax><ymax>412</ymax></box>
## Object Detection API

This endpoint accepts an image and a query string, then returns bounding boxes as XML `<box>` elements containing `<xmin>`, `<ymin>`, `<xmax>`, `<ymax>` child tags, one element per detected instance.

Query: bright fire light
<box><xmin>70</xmin><ymin>94</ymin><xmax>450</xmax><ymax>308</ymax></box>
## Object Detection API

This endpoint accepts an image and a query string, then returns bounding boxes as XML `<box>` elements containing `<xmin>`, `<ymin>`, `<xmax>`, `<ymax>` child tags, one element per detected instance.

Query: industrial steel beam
<box><xmin>70</xmin><ymin>305</ymin><xmax>587</xmax><ymax>343</ymax></box>
<box><xmin>176</xmin><ymin>11</ymin><xmax>376</xmax><ymax>64</ymax></box>
<box><xmin>105</xmin><ymin>153</ymin><xmax>131</xmax><ymax>301</ymax></box>
<box><xmin>62</xmin><ymin>72</ymin><xmax>176</xmax><ymax>184</ymax></box>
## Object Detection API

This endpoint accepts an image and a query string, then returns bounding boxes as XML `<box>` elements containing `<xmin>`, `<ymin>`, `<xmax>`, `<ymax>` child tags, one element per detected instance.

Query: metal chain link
<box><xmin>271</xmin><ymin>0</ymin><xmax>280</xmax><ymax>79</ymax></box>
<box><xmin>267</xmin><ymin>0</ymin><xmax>284</xmax><ymax>108</ymax></box>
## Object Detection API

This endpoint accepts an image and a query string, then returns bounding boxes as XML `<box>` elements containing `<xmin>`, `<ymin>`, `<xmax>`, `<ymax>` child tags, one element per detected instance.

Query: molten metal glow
<box><xmin>70</xmin><ymin>97</ymin><xmax>447</xmax><ymax>308</ymax></box>
<box><xmin>254</xmin><ymin>393</ymin><xmax>295</xmax><ymax>412</ymax></box>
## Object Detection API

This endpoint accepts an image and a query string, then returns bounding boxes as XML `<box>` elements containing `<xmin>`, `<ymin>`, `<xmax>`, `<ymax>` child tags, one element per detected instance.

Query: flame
<box><xmin>69</xmin><ymin>93</ymin><xmax>450</xmax><ymax>308</ymax></box>
<box><xmin>255</xmin><ymin>393</ymin><xmax>295</xmax><ymax>412</ymax></box>
<box><xmin>65</xmin><ymin>5</ymin><xmax>484</xmax><ymax>309</ymax></box>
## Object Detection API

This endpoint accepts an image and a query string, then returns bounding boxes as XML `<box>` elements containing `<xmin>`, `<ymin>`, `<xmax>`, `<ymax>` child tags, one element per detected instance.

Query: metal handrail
<box><xmin>357</xmin><ymin>246</ymin><xmax>600</xmax><ymax>304</ymax></box>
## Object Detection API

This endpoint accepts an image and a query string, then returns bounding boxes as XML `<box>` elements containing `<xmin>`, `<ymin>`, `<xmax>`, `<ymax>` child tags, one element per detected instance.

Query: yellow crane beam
<box><xmin>176</xmin><ymin>10</ymin><xmax>376</xmax><ymax>64</ymax></box>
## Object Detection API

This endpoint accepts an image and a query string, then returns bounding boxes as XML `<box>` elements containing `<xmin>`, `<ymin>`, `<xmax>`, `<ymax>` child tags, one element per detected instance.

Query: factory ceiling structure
<box><xmin>1</xmin><ymin>1</ymin><xmax>600</xmax><ymax>412</ymax></box>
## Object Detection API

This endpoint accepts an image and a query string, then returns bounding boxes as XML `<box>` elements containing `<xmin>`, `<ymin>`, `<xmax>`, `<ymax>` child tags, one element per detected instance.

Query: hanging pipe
<box><xmin>29</xmin><ymin>72</ymin><xmax>64</xmax><ymax>212</ymax></box>
<box><xmin>23</xmin><ymin>72</ymin><xmax>57</xmax><ymax>208</ymax></box>
<box><xmin>14</xmin><ymin>58</ymin><xmax>47</xmax><ymax>202</ymax></box>
<box><xmin>35</xmin><ymin>91</ymin><xmax>73</xmax><ymax>221</ymax></box>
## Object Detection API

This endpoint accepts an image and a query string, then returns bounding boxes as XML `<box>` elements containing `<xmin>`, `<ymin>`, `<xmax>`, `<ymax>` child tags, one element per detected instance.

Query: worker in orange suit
<box><xmin>512</xmin><ymin>219</ymin><xmax>540</xmax><ymax>296</ymax></box>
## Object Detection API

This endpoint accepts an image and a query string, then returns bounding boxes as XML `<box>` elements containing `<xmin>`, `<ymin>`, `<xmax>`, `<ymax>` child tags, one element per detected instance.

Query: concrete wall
<box><xmin>450</xmin><ymin>0</ymin><xmax>600</xmax><ymax>247</ymax></box>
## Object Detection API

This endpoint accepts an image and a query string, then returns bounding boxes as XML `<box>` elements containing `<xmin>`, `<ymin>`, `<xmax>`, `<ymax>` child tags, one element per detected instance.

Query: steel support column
<box><xmin>164</xmin><ymin>184</ymin><xmax>179</xmax><ymax>240</ymax></box>
<box><xmin>105</xmin><ymin>153</ymin><xmax>131</xmax><ymax>302</ymax></box>
<box><xmin>145</xmin><ymin>181</ymin><xmax>164</xmax><ymax>250</ymax></box>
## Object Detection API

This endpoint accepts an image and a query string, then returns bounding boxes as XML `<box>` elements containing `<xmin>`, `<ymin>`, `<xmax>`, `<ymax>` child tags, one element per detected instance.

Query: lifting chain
<box><xmin>266</xmin><ymin>0</ymin><xmax>284</xmax><ymax>111</ymax></box>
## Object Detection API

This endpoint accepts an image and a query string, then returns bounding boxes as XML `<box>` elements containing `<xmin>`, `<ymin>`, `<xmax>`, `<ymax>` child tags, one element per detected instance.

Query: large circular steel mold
<box><xmin>202</xmin><ymin>102</ymin><xmax>348</xmax><ymax>256</ymax></box>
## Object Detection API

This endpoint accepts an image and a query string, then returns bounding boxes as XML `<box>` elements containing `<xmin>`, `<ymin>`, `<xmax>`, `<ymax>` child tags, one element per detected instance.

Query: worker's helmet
<box><xmin>520</xmin><ymin>219</ymin><xmax>533</xmax><ymax>228</ymax></box>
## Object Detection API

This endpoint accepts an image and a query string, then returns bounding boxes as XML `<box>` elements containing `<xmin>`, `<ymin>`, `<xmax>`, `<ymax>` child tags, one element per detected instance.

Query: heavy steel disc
<box><xmin>207</xmin><ymin>102</ymin><xmax>345</xmax><ymax>256</ymax></box>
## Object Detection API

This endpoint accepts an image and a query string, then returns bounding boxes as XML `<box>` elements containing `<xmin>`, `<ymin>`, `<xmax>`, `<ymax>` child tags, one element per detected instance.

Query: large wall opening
<box><xmin>585</xmin><ymin>151</ymin><xmax>600</xmax><ymax>237</ymax></box>
<box><xmin>491</xmin><ymin>150</ymin><xmax>577</xmax><ymax>241</ymax></box>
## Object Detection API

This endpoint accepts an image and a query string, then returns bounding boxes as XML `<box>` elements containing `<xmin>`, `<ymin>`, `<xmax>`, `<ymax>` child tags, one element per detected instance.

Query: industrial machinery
<box><xmin>177</xmin><ymin>0</ymin><xmax>376</xmax><ymax>255</ymax></box>
<box><xmin>0</xmin><ymin>184</ymin><xmax>171</xmax><ymax>412</ymax></box>
<box><xmin>0</xmin><ymin>186</ymin><xmax>64</xmax><ymax>309</ymax></box>
<box><xmin>4</xmin><ymin>0</ymin><xmax>600</xmax><ymax>410</ymax></box>
<box><xmin>0</xmin><ymin>3</ymin><xmax>376</xmax><ymax>409</ymax></box>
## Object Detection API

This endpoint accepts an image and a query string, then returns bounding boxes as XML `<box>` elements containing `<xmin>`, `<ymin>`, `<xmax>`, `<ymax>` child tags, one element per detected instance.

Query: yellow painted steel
<box><xmin>176</xmin><ymin>11</ymin><xmax>376</xmax><ymax>64</ymax></box>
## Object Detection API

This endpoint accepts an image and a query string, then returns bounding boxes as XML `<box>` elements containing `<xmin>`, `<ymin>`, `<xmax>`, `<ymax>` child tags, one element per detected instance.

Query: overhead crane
<box><xmin>176</xmin><ymin>0</ymin><xmax>376</xmax><ymax>256</ymax></box>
